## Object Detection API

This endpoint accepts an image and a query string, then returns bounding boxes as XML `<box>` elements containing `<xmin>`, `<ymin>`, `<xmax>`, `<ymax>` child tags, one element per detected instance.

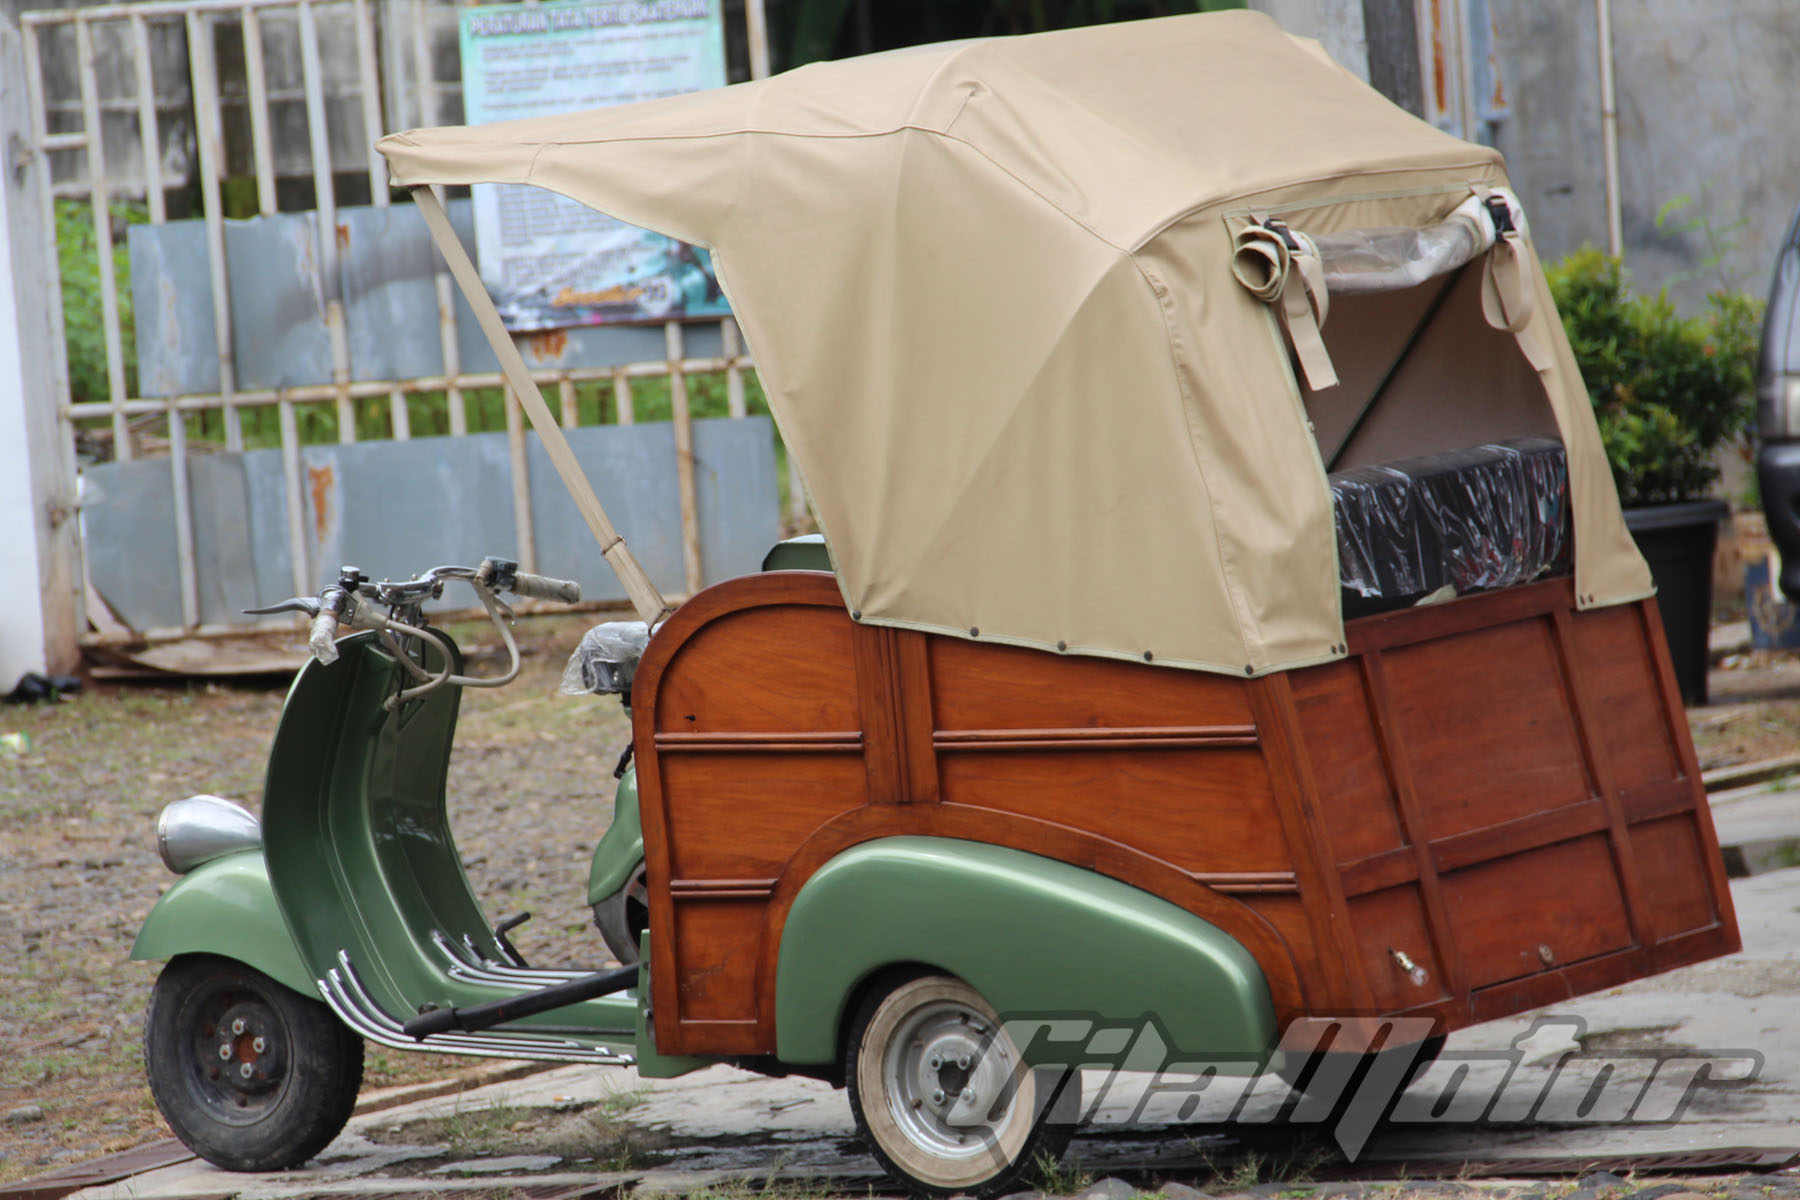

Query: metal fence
<box><xmin>15</xmin><ymin>0</ymin><xmax>792</xmax><ymax>646</ymax></box>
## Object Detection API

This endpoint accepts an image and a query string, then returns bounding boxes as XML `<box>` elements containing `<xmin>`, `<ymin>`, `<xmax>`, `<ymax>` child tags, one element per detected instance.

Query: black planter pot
<box><xmin>1623</xmin><ymin>499</ymin><xmax>1729</xmax><ymax>706</ymax></box>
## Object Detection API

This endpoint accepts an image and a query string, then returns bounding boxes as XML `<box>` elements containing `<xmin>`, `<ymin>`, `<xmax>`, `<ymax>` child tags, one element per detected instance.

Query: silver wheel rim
<box><xmin>854</xmin><ymin>976</ymin><xmax>1043</xmax><ymax>1192</ymax></box>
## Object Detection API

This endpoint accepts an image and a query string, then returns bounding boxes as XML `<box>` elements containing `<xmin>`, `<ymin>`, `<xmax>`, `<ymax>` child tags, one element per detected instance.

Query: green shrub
<box><xmin>57</xmin><ymin>199</ymin><xmax>146</xmax><ymax>407</ymax></box>
<box><xmin>1547</xmin><ymin>246</ymin><xmax>1760</xmax><ymax>506</ymax></box>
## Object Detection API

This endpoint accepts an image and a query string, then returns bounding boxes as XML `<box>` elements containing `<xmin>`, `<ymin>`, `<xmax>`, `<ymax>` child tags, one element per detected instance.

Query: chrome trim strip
<box><xmin>318</xmin><ymin>951</ymin><xmax>635</xmax><ymax>1066</ymax></box>
<box><xmin>429</xmin><ymin>930</ymin><xmax>587</xmax><ymax>987</ymax></box>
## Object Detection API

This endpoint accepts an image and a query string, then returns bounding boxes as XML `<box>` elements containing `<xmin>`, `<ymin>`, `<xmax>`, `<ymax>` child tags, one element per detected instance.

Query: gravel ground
<box><xmin>0</xmin><ymin>612</ymin><xmax>631</xmax><ymax>1181</ymax></box>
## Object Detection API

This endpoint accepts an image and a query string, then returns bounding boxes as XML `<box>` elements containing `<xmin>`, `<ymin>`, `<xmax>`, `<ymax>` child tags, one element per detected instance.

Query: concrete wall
<box><xmin>1491</xmin><ymin>0</ymin><xmax>1800</xmax><ymax>306</ymax></box>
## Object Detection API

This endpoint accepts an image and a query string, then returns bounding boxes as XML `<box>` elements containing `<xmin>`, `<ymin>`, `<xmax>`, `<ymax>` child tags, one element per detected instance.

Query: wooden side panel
<box><xmin>937</xmin><ymin>748</ymin><xmax>1290</xmax><ymax>873</ymax></box>
<box><xmin>929</xmin><ymin>638</ymin><xmax>1255</xmax><ymax>730</ymax></box>
<box><xmin>1288</xmin><ymin>662</ymin><xmax>1405</xmax><ymax>863</ymax></box>
<box><xmin>1293</xmin><ymin>579</ymin><xmax>1740</xmax><ymax>1035</ymax></box>
<box><xmin>1381</xmin><ymin>619</ymin><xmax>1592</xmax><ymax>839</ymax></box>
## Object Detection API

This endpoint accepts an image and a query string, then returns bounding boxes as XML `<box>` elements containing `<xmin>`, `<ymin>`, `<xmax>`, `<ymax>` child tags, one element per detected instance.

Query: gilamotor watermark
<box><xmin>1000</xmin><ymin>1013</ymin><xmax>1762</xmax><ymax>1159</ymax></box>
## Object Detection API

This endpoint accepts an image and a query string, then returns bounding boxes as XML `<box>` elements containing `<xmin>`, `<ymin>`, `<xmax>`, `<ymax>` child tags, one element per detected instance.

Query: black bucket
<box><xmin>1624</xmin><ymin>499</ymin><xmax>1729</xmax><ymax>706</ymax></box>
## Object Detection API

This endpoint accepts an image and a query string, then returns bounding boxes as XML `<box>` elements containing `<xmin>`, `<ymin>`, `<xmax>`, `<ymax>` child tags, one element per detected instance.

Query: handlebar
<box><xmin>509</xmin><ymin>571</ymin><xmax>581</xmax><ymax>604</ymax></box>
<box><xmin>308</xmin><ymin>611</ymin><xmax>341</xmax><ymax>665</ymax></box>
<box><xmin>253</xmin><ymin>555</ymin><xmax>584</xmax><ymax>704</ymax></box>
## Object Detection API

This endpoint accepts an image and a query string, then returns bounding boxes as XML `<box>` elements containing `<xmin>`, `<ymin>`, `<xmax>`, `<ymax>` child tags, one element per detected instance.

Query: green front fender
<box><xmin>775</xmin><ymin>837</ymin><xmax>1277</xmax><ymax>1068</ymax></box>
<box><xmin>130</xmin><ymin>850</ymin><xmax>315</xmax><ymax>997</ymax></box>
<box><xmin>587</xmin><ymin>768</ymin><xmax>643</xmax><ymax>904</ymax></box>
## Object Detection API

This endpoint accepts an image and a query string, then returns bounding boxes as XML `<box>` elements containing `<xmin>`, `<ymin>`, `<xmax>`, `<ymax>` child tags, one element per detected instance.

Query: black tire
<box><xmin>145</xmin><ymin>954</ymin><xmax>364</xmax><ymax>1171</ymax></box>
<box><xmin>845</xmin><ymin>973</ymin><xmax>1080</xmax><ymax>1198</ymax></box>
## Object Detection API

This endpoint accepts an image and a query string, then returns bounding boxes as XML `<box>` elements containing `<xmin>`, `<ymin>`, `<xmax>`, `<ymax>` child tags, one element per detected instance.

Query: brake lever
<box><xmin>243</xmin><ymin>597</ymin><xmax>323</xmax><ymax>618</ymax></box>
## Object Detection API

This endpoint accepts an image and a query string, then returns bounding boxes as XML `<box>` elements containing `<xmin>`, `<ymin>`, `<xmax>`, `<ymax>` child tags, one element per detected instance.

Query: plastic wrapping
<box><xmin>1315</xmin><ymin>195</ymin><xmax>1496</xmax><ymax>295</ymax></box>
<box><xmin>561</xmin><ymin>621</ymin><xmax>651</xmax><ymax>696</ymax></box>
<box><xmin>1331</xmin><ymin>437</ymin><xmax>1572</xmax><ymax>616</ymax></box>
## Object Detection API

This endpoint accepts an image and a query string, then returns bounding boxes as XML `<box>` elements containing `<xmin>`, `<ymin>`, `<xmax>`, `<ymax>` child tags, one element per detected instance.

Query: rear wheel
<box><xmin>846</xmin><ymin>973</ymin><xmax>1080</xmax><ymax>1197</ymax></box>
<box><xmin>145</xmin><ymin>954</ymin><xmax>363</xmax><ymax>1171</ymax></box>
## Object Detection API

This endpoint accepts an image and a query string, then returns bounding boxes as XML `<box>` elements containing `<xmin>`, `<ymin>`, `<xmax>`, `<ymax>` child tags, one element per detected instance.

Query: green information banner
<box><xmin>459</xmin><ymin>0</ymin><xmax>729</xmax><ymax>330</ymax></box>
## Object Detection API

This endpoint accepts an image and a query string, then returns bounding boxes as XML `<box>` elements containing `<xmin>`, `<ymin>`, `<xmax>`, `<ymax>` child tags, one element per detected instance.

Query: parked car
<box><xmin>1757</xmin><ymin>203</ymin><xmax>1800</xmax><ymax>597</ymax></box>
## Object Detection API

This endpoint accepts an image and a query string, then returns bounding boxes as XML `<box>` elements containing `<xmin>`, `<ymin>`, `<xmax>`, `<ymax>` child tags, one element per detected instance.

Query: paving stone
<box><xmin>427</xmin><ymin>1153</ymin><xmax>565</xmax><ymax>1174</ymax></box>
<box><xmin>1153</xmin><ymin>1182</ymin><xmax>1208</xmax><ymax>1200</ymax></box>
<box><xmin>3</xmin><ymin>1104</ymin><xmax>45</xmax><ymax>1124</ymax></box>
<box><xmin>1076</xmin><ymin>1177</ymin><xmax>1141</xmax><ymax>1200</ymax></box>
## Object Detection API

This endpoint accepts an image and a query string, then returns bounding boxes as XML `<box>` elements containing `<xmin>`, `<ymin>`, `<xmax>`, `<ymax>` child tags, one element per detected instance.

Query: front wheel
<box><xmin>145</xmin><ymin>954</ymin><xmax>363</xmax><ymax>1171</ymax></box>
<box><xmin>846</xmin><ymin>973</ymin><xmax>1080</xmax><ymax>1197</ymax></box>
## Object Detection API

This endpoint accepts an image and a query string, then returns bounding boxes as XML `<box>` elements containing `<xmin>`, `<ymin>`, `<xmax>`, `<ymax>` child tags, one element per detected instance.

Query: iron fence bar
<box><xmin>409</xmin><ymin>0</ymin><xmax>435</xmax><ymax>128</ymax></box>
<box><xmin>667</xmin><ymin>321</ymin><xmax>703</xmax><ymax>594</ymax></box>
<box><xmin>559</xmin><ymin>377</ymin><xmax>577</xmax><ymax>428</ymax></box>
<box><xmin>21</xmin><ymin>23</ymin><xmax>74</xmax><ymax>429</ymax></box>
<box><xmin>75</xmin><ymin>16</ymin><xmax>134</xmax><ymax>461</ymax></box>
<box><xmin>612</xmin><ymin>366</ymin><xmax>634</xmax><ymax>424</ymax></box>
<box><xmin>63</xmin><ymin>351</ymin><xmax>761</xmax><ymax>417</ymax></box>
<box><xmin>278</xmin><ymin>396</ymin><xmax>312</xmax><ymax>596</ymax></box>
<box><xmin>296</xmin><ymin>0</ymin><xmax>354</xmax><ymax>444</ymax></box>
<box><xmin>128</xmin><ymin>12</ymin><xmax>167</xmax><ymax>224</ymax></box>
<box><xmin>39</xmin><ymin>131</ymin><xmax>88</xmax><ymax>150</ymax></box>
<box><xmin>436</xmin><ymin>273</ymin><xmax>468</xmax><ymax>434</ymax></box>
<box><xmin>241</xmin><ymin>6</ymin><xmax>278</xmax><ymax>216</ymax></box>
<box><xmin>165</xmin><ymin>401</ymin><xmax>202</xmax><ymax>627</ymax></box>
<box><xmin>24</xmin><ymin>0</ymin><xmax>356</xmax><ymax>26</ymax></box>
<box><xmin>503</xmin><ymin>382</ymin><xmax>536</xmax><ymax>573</ymax></box>
<box><xmin>745</xmin><ymin>0</ymin><xmax>769</xmax><ymax>79</ymax></box>
<box><xmin>351</xmin><ymin>0</ymin><xmax>410</xmax><ymax>440</ymax></box>
<box><xmin>722</xmin><ymin>317</ymin><xmax>746</xmax><ymax>418</ymax></box>
<box><xmin>185</xmin><ymin>8</ymin><xmax>244</xmax><ymax>450</ymax></box>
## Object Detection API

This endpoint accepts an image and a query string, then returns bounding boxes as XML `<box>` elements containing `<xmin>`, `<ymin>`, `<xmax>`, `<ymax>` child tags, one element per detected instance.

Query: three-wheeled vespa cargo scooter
<box><xmin>133</xmin><ymin>12</ymin><xmax>1741</xmax><ymax>1196</ymax></box>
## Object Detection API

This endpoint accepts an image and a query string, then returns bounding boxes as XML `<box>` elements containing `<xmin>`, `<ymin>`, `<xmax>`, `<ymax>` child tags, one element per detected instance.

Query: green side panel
<box><xmin>587</xmin><ymin>769</ymin><xmax>644</xmax><ymax>904</ymax></box>
<box><xmin>130</xmin><ymin>851</ymin><xmax>315</xmax><ymax>996</ymax></box>
<box><xmin>632</xmin><ymin>933</ymin><xmax>708</xmax><ymax>1078</ymax></box>
<box><xmin>258</xmin><ymin>633</ymin><xmax>635</xmax><ymax>1049</ymax></box>
<box><xmin>775</xmin><ymin>837</ymin><xmax>1277</xmax><ymax>1068</ymax></box>
<box><xmin>760</xmin><ymin>534</ymin><xmax>832</xmax><ymax>573</ymax></box>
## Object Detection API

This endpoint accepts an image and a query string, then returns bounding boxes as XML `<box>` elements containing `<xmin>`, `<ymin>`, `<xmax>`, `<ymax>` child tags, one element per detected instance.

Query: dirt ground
<box><xmin>0</xmin><ymin>618</ymin><xmax>1794</xmax><ymax>1184</ymax></box>
<box><xmin>0</xmin><ymin>612</ymin><xmax>631</xmax><ymax>1180</ymax></box>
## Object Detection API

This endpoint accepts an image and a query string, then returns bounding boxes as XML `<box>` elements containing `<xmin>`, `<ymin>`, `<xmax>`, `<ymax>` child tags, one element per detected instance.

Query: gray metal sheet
<box><xmin>85</xmin><ymin>425</ymin><xmax>776</xmax><ymax>633</ymax></box>
<box><xmin>223</xmin><ymin>212</ymin><xmax>334</xmax><ymax>391</ymax></box>
<box><xmin>133</xmin><ymin>201</ymin><xmax>735</xmax><ymax>396</ymax></box>
<box><xmin>82</xmin><ymin>458</ymin><xmax>183</xmax><ymax>629</ymax></box>
<box><xmin>128</xmin><ymin>221</ymin><xmax>219</xmax><ymax>398</ymax></box>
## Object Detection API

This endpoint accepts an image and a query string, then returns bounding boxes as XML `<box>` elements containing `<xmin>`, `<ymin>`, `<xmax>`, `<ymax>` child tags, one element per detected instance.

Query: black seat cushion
<box><xmin>1331</xmin><ymin>436</ymin><xmax>1572</xmax><ymax>619</ymax></box>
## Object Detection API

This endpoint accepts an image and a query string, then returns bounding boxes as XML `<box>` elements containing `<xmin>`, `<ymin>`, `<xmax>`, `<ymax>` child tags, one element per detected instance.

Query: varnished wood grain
<box><xmin>633</xmin><ymin>570</ymin><xmax>1738</xmax><ymax>1057</ymax></box>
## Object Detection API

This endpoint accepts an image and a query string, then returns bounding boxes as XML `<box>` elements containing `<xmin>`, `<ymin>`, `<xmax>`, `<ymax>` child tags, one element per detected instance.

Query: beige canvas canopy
<box><xmin>379</xmin><ymin>8</ymin><xmax>1650</xmax><ymax>677</ymax></box>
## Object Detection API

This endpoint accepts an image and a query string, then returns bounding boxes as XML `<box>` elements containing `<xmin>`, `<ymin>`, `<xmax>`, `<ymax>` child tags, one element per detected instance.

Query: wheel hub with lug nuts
<box><xmin>210</xmin><ymin>1001</ymin><xmax>284</xmax><ymax>1096</ymax></box>
<box><xmin>885</xmin><ymin>1001</ymin><xmax>1020</xmax><ymax>1156</ymax></box>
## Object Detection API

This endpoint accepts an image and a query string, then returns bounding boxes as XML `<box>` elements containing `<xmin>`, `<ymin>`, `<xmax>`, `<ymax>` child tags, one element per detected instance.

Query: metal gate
<box><xmin>11</xmin><ymin>0</ymin><xmax>793</xmax><ymax>649</ymax></box>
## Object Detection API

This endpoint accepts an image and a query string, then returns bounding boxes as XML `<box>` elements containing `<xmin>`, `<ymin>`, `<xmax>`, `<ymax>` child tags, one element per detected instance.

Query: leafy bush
<box><xmin>57</xmin><ymin>199</ymin><xmax>145</xmax><ymax>407</ymax></box>
<box><xmin>1547</xmin><ymin>246</ymin><xmax>1761</xmax><ymax>506</ymax></box>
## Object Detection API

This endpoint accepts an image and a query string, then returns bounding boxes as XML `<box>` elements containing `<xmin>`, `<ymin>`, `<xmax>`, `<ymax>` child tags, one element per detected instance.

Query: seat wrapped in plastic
<box><xmin>1331</xmin><ymin>436</ymin><xmax>1572</xmax><ymax>618</ymax></box>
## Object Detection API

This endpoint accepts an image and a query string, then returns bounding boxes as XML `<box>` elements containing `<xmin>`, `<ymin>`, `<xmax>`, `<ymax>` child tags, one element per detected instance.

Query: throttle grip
<box><xmin>308</xmin><ymin>611</ymin><xmax>341</xmax><ymax>665</ymax></box>
<box><xmin>510</xmin><ymin>572</ymin><xmax>581</xmax><ymax>604</ymax></box>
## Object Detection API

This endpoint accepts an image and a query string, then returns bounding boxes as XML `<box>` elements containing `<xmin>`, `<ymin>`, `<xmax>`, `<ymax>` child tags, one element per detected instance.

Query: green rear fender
<box><xmin>587</xmin><ymin>768</ymin><xmax>644</xmax><ymax>903</ymax></box>
<box><xmin>130</xmin><ymin>850</ymin><xmax>315</xmax><ymax>997</ymax></box>
<box><xmin>775</xmin><ymin>837</ymin><xmax>1277</xmax><ymax>1068</ymax></box>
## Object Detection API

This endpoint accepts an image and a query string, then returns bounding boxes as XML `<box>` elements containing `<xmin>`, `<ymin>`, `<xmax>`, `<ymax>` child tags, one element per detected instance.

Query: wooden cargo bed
<box><xmin>632</xmin><ymin>571</ymin><xmax>1739</xmax><ymax>1058</ymax></box>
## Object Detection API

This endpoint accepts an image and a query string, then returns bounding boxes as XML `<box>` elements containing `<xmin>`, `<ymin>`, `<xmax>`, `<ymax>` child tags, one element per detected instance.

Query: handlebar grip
<box><xmin>308</xmin><ymin>611</ymin><xmax>341</xmax><ymax>665</ymax></box>
<box><xmin>509</xmin><ymin>572</ymin><xmax>581</xmax><ymax>604</ymax></box>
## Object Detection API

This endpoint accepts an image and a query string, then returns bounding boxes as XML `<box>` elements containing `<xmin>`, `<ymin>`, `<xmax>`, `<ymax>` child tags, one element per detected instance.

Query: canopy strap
<box><xmin>1474</xmin><ymin>186</ymin><xmax>1552</xmax><ymax>371</ymax></box>
<box><xmin>410</xmin><ymin>185</ymin><xmax>673</xmax><ymax>628</ymax></box>
<box><xmin>1233</xmin><ymin>218</ymin><xmax>1339</xmax><ymax>392</ymax></box>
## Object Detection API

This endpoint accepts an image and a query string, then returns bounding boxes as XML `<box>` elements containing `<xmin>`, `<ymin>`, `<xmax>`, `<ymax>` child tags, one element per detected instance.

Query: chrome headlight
<box><xmin>156</xmin><ymin>794</ymin><xmax>262</xmax><ymax>874</ymax></box>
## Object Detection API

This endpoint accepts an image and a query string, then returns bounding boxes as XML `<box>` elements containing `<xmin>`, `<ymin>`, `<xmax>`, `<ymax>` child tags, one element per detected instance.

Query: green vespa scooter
<box><xmin>131</xmin><ymin>557</ymin><xmax>666</xmax><ymax>1171</ymax></box>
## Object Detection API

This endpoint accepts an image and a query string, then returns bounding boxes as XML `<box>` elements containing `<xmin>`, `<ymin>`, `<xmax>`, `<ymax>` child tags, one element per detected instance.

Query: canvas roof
<box><xmin>379</xmin><ymin>9</ymin><xmax>1650</xmax><ymax>676</ymax></box>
